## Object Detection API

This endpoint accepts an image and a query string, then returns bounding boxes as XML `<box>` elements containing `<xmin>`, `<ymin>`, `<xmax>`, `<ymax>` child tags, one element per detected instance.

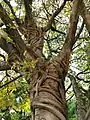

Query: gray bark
<box><xmin>30</xmin><ymin>59</ymin><xmax>67</xmax><ymax>120</ymax></box>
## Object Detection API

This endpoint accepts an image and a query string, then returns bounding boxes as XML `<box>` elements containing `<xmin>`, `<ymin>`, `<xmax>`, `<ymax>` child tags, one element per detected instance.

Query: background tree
<box><xmin>0</xmin><ymin>0</ymin><xmax>90</xmax><ymax>120</ymax></box>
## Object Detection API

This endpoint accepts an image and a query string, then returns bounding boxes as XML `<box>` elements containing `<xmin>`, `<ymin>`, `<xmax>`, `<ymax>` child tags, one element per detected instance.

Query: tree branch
<box><xmin>0</xmin><ymin>38</ymin><xmax>21</xmax><ymax>62</ymax></box>
<box><xmin>0</xmin><ymin>75</ymin><xmax>22</xmax><ymax>88</ymax></box>
<box><xmin>64</xmin><ymin>0</ymin><xmax>81</xmax><ymax>49</ymax></box>
<box><xmin>51</xmin><ymin>26</ymin><xmax>66</xmax><ymax>35</ymax></box>
<box><xmin>0</xmin><ymin>3</ymin><xmax>38</xmax><ymax>60</ymax></box>
<box><xmin>76</xmin><ymin>69</ymin><xmax>90</xmax><ymax>83</ymax></box>
<box><xmin>75</xmin><ymin>21</ymin><xmax>84</xmax><ymax>40</ymax></box>
<box><xmin>43</xmin><ymin>1</ymin><xmax>66</xmax><ymax>32</ymax></box>
<box><xmin>0</xmin><ymin>3</ymin><xmax>26</xmax><ymax>54</ymax></box>
<box><xmin>42</xmin><ymin>2</ymin><xmax>51</xmax><ymax>18</ymax></box>
<box><xmin>65</xmin><ymin>82</ymin><xmax>72</xmax><ymax>93</ymax></box>
<box><xmin>3</xmin><ymin>0</ymin><xmax>25</xmax><ymax>34</ymax></box>
<box><xmin>3</xmin><ymin>0</ymin><xmax>20</xmax><ymax>25</ymax></box>
<box><xmin>80</xmin><ymin>1</ymin><xmax>90</xmax><ymax>35</ymax></box>
<box><xmin>24</xmin><ymin>0</ymin><xmax>34</xmax><ymax>25</ymax></box>
<box><xmin>55</xmin><ymin>0</ymin><xmax>82</xmax><ymax>69</ymax></box>
<box><xmin>0</xmin><ymin>2</ymin><xmax>38</xmax><ymax>60</ymax></box>
<box><xmin>0</xmin><ymin>53</ymin><xmax>5</xmax><ymax>61</ymax></box>
<box><xmin>66</xmin><ymin>94</ymin><xmax>74</xmax><ymax>101</ymax></box>
<box><xmin>0</xmin><ymin>38</ymin><xmax>14</xmax><ymax>54</ymax></box>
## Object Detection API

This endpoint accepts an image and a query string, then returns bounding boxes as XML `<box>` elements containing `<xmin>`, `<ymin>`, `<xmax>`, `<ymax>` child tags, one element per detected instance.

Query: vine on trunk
<box><xmin>30</xmin><ymin>58</ymin><xmax>68</xmax><ymax>120</ymax></box>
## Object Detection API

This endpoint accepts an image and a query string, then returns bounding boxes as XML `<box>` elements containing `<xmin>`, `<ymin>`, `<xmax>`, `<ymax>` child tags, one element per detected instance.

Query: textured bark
<box><xmin>29</xmin><ymin>0</ymin><xmax>83</xmax><ymax>119</ymax></box>
<box><xmin>30</xmin><ymin>58</ymin><xmax>68</xmax><ymax>120</ymax></box>
<box><xmin>0</xmin><ymin>0</ymin><xmax>87</xmax><ymax>120</ymax></box>
<box><xmin>80</xmin><ymin>1</ymin><xmax>90</xmax><ymax>35</ymax></box>
<box><xmin>26</xmin><ymin>17</ymin><xmax>68</xmax><ymax>119</ymax></box>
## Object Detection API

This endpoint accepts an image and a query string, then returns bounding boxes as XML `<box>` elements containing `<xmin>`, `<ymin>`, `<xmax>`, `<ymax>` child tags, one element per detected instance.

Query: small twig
<box><xmin>51</xmin><ymin>26</ymin><xmax>66</xmax><ymax>35</ymax></box>
<box><xmin>75</xmin><ymin>21</ymin><xmax>84</xmax><ymax>40</ymax></box>
<box><xmin>0</xmin><ymin>76</ymin><xmax>6</xmax><ymax>83</ymax></box>
<box><xmin>3</xmin><ymin>0</ymin><xmax>21</xmax><ymax>26</ymax></box>
<box><xmin>0</xmin><ymin>75</ymin><xmax>22</xmax><ymax>88</ymax></box>
<box><xmin>72</xmin><ymin>42</ymin><xmax>82</xmax><ymax>50</ymax></box>
<box><xmin>0</xmin><ymin>53</ymin><xmax>5</xmax><ymax>61</ymax></box>
<box><xmin>66</xmin><ymin>94</ymin><xmax>74</xmax><ymax>101</ymax></box>
<box><xmin>43</xmin><ymin>1</ymin><xmax>66</xmax><ymax>32</ymax></box>
<box><xmin>65</xmin><ymin>82</ymin><xmax>72</xmax><ymax>93</ymax></box>
<box><xmin>42</xmin><ymin>2</ymin><xmax>51</xmax><ymax>19</ymax></box>
<box><xmin>76</xmin><ymin>68</ymin><xmax>90</xmax><ymax>83</ymax></box>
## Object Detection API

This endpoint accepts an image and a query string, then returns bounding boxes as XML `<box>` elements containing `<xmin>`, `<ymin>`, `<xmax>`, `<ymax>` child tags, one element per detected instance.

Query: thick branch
<box><xmin>64</xmin><ymin>0</ymin><xmax>81</xmax><ymax>49</ymax></box>
<box><xmin>0</xmin><ymin>38</ymin><xmax>21</xmax><ymax>62</ymax></box>
<box><xmin>0</xmin><ymin>38</ymin><xmax>15</xmax><ymax>54</ymax></box>
<box><xmin>43</xmin><ymin>1</ymin><xmax>66</xmax><ymax>32</ymax></box>
<box><xmin>3</xmin><ymin>0</ymin><xmax>19</xmax><ymax>25</ymax></box>
<box><xmin>80</xmin><ymin>1</ymin><xmax>90</xmax><ymax>35</ymax></box>
<box><xmin>0</xmin><ymin>3</ymin><xmax>26</xmax><ymax>54</ymax></box>
<box><xmin>55</xmin><ymin>0</ymin><xmax>82</xmax><ymax>69</ymax></box>
<box><xmin>24</xmin><ymin>0</ymin><xmax>33</xmax><ymax>25</ymax></box>
<box><xmin>3</xmin><ymin>0</ymin><xmax>25</xmax><ymax>34</ymax></box>
<box><xmin>0</xmin><ymin>3</ymin><xmax>38</xmax><ymax>60</ymax></box>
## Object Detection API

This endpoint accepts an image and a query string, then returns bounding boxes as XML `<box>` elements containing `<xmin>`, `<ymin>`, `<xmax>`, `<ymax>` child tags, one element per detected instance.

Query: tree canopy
<box><xmin>0</xmin><ymin>0</ymin><xmax>90</xmax><ymax>120</ymax></box>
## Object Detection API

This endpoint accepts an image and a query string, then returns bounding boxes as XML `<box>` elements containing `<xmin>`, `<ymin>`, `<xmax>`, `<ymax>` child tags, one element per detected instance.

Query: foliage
<box><xmin>0</xmin><ymin>72</ymin><xmax>31</xmax><ymax>120</ymax></box>
<box><xmin>0</xmin><ymin>0</ymin><xmax>90</xmax><ymax>120</ymax></box>
<box><xmin>67</xmin><ymin>99</ymin><xmax>76</xmax><ymax>120</ymax></box>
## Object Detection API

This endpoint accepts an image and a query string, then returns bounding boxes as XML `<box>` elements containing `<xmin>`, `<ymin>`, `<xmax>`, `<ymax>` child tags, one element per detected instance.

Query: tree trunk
<box><xmin>0</xmin><ymin>0</ymin><xmax>83</xmax><ymax>120</ymax></box>
<box><xmin>28</xmin><ymin>0</ymin><xmax>81</xmax><ymax>119</ymax></box>
<box><xmin>30</xmin><ymin>58</ymin><xmax>68</xmax><ymax>120</ymax></box>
